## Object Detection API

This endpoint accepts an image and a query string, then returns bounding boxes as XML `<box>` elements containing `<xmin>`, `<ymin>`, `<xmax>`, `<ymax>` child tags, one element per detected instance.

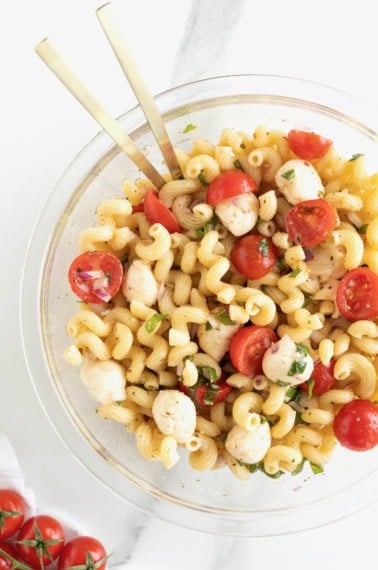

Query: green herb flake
<box><xmin>240</xmin><ymin>142</ymin><xmax>246</xmax><ymax>149</ymax></box>
<box><xmin>205</xmin><ymin>321</ymin><xmax>213</xmax><ymax>331</ymax></box>
<box><xmin>310</xmin><ymin>462</ymin><xmax>324</xmax><ymax>475</ymax></box>
<box><xmin>276</xmin><ymin>253</ymin><xmax>288</xmax><ymax>273</ymax></box>
<box><xmin>198</xmin><ymin>170</ymin><xmax>209</xmax><ymax>186</ymax></box>
<box><xmin>289</xmin><ymin>266</ymin><xmax>301</xmax><ymax>278</ymax></box>
<box><xmin>295</xmin><ymin>343</ymin><xmax>310</xmax><ymax>357</ymax></box>
<box><xmin>277</xmin><ymin>380</ymin><xmax>291</xmax><ymax>387</ymax></box>
<box><xmin>197</xmin><ymin>365</ymin><xmax>218</xmax><ymax>383</ymax></box>
<box><xmin>258</xmin><ymin>237</ymin><xmax>269</xmax><ymax>257</ymax></box>
<box><xmin>291</xmin><ymin>458</ymin><xmax>306</xmax><ymax>476</ymax></box>
<box><xmin>357</xmin><ymin>223</ymin><xmax>369</xmax><ymax>234</ymax></box>
<box><xmin>214</xmin><ymin>308</ymin><xmax>236</xmax><ymax>326</ymax></box>
<box><xmin>285</xmin><ymin>385</ymin><xmax>299</xmax><ymax>401</ymax></box>
<box><xmin>259</xmin><ymin>464</ymin><xmax>284</xmax><ymax>479</ymax></box>
<box><xmin>349</xmin><ymin>153</ymin><xmax>364</xmax><ymax>162</ymax></box>
<box><xmin>288</xmin><ymin>359</ymin><xmax>307</xmax><ymax>377</ymax></box>
<box><xmin>233</xmin><ymin>159</ymin><xmax>243</xmax><ymax>170</ymax></box>
<box><xmin>196</xmin><ymin>214</ymin><xmax>218</xmax><ymax>238</ymax></box>
<box><xmin>183</xmin><ymin>123</ymin><xmax>197</xmax><ymax>134</ymax></box>
<box><xmin>144</xmin><ymin>312</ymin><xmax>167</xmax><ymax>333</ymax></box>
<box><xmin>281</xmin><ymin>168</ymin><xmax>295</xmax><ymax>180</ymax></box>
<box><xmin>302</xmin><ymin>292</ymin><xmax>312</xmax><ymax>308</ymax></box>
<box><xmin>307</xmin><ymin>378</ymin><xmax>315</xmax><ymax>399</ymax></box>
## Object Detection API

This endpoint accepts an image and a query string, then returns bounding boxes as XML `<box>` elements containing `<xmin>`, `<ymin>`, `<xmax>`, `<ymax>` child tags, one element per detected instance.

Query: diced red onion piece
<box><xmin>77</xmin><ymin>269</ymin><xmax>104</xmax><ymax>280</ymax></box>
<box><xmin>93</xmin><ymin>277</ymin><xmax>109</xmax><ymax>290</ymax></box>
<box><xmin>94</xmin><ymin>288</ymin><xmax>112</xmax><ymax>302</ymax></box>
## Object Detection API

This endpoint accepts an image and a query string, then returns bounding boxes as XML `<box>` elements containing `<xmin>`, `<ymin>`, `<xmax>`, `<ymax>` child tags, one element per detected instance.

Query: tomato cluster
<box><xmin>0</xmin><ymin>489</ymin><xmax>107</xmax><ymax>570</ymax></box>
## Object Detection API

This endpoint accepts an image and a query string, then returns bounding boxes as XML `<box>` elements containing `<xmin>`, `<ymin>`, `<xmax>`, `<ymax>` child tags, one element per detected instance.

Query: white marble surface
<box><xmin>1</xmin><ymin>0</ymin><xmax>378</xmax><ymax>568</ymax></box>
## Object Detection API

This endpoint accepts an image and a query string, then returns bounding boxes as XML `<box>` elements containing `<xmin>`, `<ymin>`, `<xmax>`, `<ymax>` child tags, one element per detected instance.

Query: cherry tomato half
<box><xmin>143</xmin><ymin>190</ymin><xmax>181</xmax><ymax>233</ymax></box>
<box><xmin>288</xmin><ymin>130</ymin><xmax>333</xmax><ymax>160</ymax></box>
<box><xmin>16</xmin><ymin>515</ymin><xmax>65</xmax><ymax>569</ymax></box>
<box><xmin>179</xmin><ymin>379</ymin><xmax>232</xmax><ymax>407</ymax></box>
<box><xmin>231</xmin><ymin>235</ymin><xmax>278</xmax><ymax>280</ymax></box>
<box><xmin>0</xmin><ymin>541</ymin><xmax>18</xmax><ymax>570</ymax></box>
<box><xmin>285</xmin><ymin>199</ymin><xmax>336</xmax><ymax>247</ymax></box>
<box><xmin>300</xmin><ymin>359</ymin><xmax>336</xmax><ymax>396</ymax></box>
<box><xmin>229</xmin><ymin>326</ymin><xmax>278</xmax><ymax>377</ymax></box>
<box><xmin>0</xmin><ymin>489</ymin><xmax>26</xmax><ymax>540</ymax></box>
<box><xmin>206</xmin><ymin>170</ymin><xmax>257</xmax><ymax>205</ymax></box>
<box><xmin>68</xmin><ymin>251</ymin><xmax>123</xmax><ymax>304</ymax></box>
<box><xmin>333</xmin><ymin>399</ymin><xmax>378</xmax><ymax>451</ymax></box>
<box><xmin>336</xmin><ymin>267</ymin><xmax>378</xmax><ymax>321</ymax></box>
<box><xmin>58</xmin><ymin>536</ymin><xmax>107</xmax><ymax>570</ymax></box>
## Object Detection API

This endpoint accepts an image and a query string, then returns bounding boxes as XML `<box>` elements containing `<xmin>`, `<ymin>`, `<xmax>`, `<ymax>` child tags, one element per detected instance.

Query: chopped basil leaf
<box><xmin>285</xmin><ymin>385</ymin><xmax>299</xmax><ymax>401</ymax></box>
<box><xmin>183</xmin><ymin>123</ymin><xmax>197</xmax><ymax>133</ymax></box>
<box><xmin>307</xmin><ymin>378</ymin><xmax>315</xmax><ymax>399</ymax></box>
<box><xmin>281</xmin><ymin>168</ymin><xmax>295</xmax><ymax>180</ymax></box>
<box><xmin>205</xmin><ymin>321</ymin><xmax>213</xmax><ymax>331</ymax></box>
<box><xmin>356</xmin><ymin>223</ymin><xmax>369</xmax><ymax>234</ymax></box>
<box><xmin>294</xmin><ymin>411</ymin><xmax>305</xmax><ymax>425</ymax></box>
<box><xmin>259</xmin><ymin>464</ymin><xmax>284</xmax><ymax>479</ymax></box>
<box><xmin>258</xmin><ymin>237</ymin><xmax>269</xmax><ymax>257</ymax></box>
<box><xmin>197</xmin><ymin>365</ymin><xmax>218</xmax><ymax>383</ymax></box>
<box><xmin>310</xmin><ymin>462</ymin><xmax>324</xmax><ymax>475</ymax></box>
<box><xmin>295</xmin><ymin>343</ymin><xmax>310</xmax><ymax>357</ymax></box>
<box><xmin>276</xmin><ymin>253</ymin><xmax>288</xmax><ymax>273</ymax></box>
<box><xmin>215</xmin><ymin>308</ymin><xmax>236</xmax><ymax>325</ymax></box>
<box><xmin>277</xmin><ymin>380</ymin><xmax>291</xmax><ymax>387</ymax></box>
<box><xmin>144</xmin><ymin>312</ymin><xmax>167</xmax><ymax>333</ymax></box>
<box><xmin>302</xmin><ymin>292</ymin><xmax>312</xmax><ymax>308</ymax></box>
<box><xmin>196</xmin><ymin>214</ymin><xmax>218</xmax><ymax>237</ymax></box>
<box><xmin>291</xmin><ymin>458</ymin><xmax>306</xmax><ymax>476</ymax></box>
<box><xmin>203</xmin><ymin>386</ymin><xmax>219</xmax><ymax>405</ymax></box>
<box><xmin>233</xmin><ymin>159</ymin><xmax>243</xmax><ymax>170</ymax></box>
<box><xmin>198</xmin><ymin>170</ymin><xmax>209</xmax><ymax>186</ymax></box>
<box><xmin>289</xmin><ymin>266</ymin><xmax>301</xmax><ymax>278</ymax></box>
<box><xmin>288</xmin><ymin>359</ymin><xmax>307</xmax><ymax>376</ymax></box>
<box><xmin>349</xmin><ymin>153</ymin><xmax>364</xmax><ymax>161</ymax></box>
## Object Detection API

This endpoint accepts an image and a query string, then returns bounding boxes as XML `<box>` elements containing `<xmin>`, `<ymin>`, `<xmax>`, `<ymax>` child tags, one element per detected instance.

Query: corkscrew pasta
<box><xmin>64</xmin><ymin>123</ymin><xmax>378</xmax><ymax>480</ymax></box>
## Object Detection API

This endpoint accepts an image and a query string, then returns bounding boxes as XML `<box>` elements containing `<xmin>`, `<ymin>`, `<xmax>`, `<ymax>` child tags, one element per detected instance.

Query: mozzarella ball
<box><xmin>152</xmin><ymin>390</ymin><xmax>196</xmax><ymax>444</ymax></box>
<box><xmin>262</xmin><ymin>335</ymin><xmax>314</xmax><ymax>386</ymax></box>
<box><xmin>80</xmin><ymin>358</ymin><xmax>126</xmax><ymax>404</ymax></box>
<box><xmin>215</xmin><ymin>193</ymin><xmax>259</xmax><ymax>236</ymax></box>
<box><xmin>225</xmin><ymin>422</ymin><xmax>271</xmax><ymax>464</ymax></box>
<box><xmin>197</xmin><ymin>316</ymin><xmax>241</xmax><ymax>361</ymax></box>
<box><xmin>275</xmin><ymin>159</ymin><xmax>324</xmax><ymax>205</ymax></box>
<box><xmin>122</xmin><ymin>259</ymin><xmax>158</xmax><ymax>306</ymax></box>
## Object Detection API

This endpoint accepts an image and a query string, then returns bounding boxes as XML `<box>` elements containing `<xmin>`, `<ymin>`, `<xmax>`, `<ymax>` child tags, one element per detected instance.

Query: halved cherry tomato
<box><xmin>285</xmin><ymin>199</ymin><xmax>336</xmax><ymax>247</ymax></box>
<box><xmin>300</xmin><ymin>359</ymin><xmax>336</xmax><ymax>396</ymax></box>
<box><xmin>231</xmin><ymin>235</ymin><xmax>278</xmax><ymax>280</ymax></box>
<box><xmin>288</xmin><ymin>130</ymin><xmax>333</xmax><ymax>160</ymax></box>
<box><xmin>0</xmin><ymin>489</ymin><xmax>26</xmax><ymax>540</ymax></box>
<box><xmin>333</xmin><ymin>399</ymin><xmax>378</xmax><ymax>451</ymax></box>
<box><xmin>179</xmin><ymin>379</ymin><xmax>232</xmax><ymax>407</ymax></box>
<box><xmin>229</xmin><ymin>326</ymin><xmax>278</xmax><ymax>377</ymax></box>
<box><xmin>206</xmin><ymin>170</ymin><xmax>257</xmax><ymax>205</ymax></box>
<box><xmin>131</xmin><ymin>203</ymin><xmax>145</xmax><ymax>213</ymax></box>
<box><xmin>16</xmin><ymin>515</ymin><xmax>65</xmax><ymax>568</ymax></box>
<box><xmin>143</xmin><ymin>190</ymin><xmax>181</xmax><ymax>233</ymax></box>
<box><xmin>58</xmin><ymin>536</ymin><xmax>107</xmax><ymax>570</ymax></box>
<box><xmin>336</xmin><ymin>267</ymin><xmax>378</xmax><ymax>321</ymax></box>
<box><xmin>68</xmin><ymin>251</ymin><xmax>123</xmax><ymax>304</ymax></box>
<box><xmin>0</xmin><ymin>541</ymin><xmax>18</xmax><ymax>570</ymax></box>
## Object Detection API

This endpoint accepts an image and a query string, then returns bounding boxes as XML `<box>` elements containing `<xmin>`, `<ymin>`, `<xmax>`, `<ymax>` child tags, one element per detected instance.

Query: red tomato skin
<box><xmin>68</xmin><ymin>252</ymin><xmax>123</xmax><ymax>304</ymax></box>
<box><xmin>180</xmin><ymin>379</ymin><xmax>232</xmax><ymax>407</ymax></box>
<box><xmin>288</xmin><ymin>130</ymin><xmax>333</xmax><ymax>160</ymax></box>
<box><xmin>16</xmin><ymin>515</ymin><xmax>65</xmax><ymax>568</ymax></box>
<box><xmin>58</xmin><ymin>536</ymin><xmax>107</xmax><ymax>570</ymax></box>
<box><xmin>333</xmin><ymin>400</ymin><xmax>378</xmax><ymax>451</ymax></box>
<box><xmin>0</xmin><ymin>541</ymin><xmax>17</xmax><ymax>570</ymax></box>
<box><xmin>336</xmin><ymin>267</ymin><xmax>378</xmax><ymax>321</ymax></box>
<box><xmin>229</xmin><ymin>326</ymin><xmax>278</xmax><ymax>377</ymax></box>
<box><xmin>206</xmin><ymin>170</ymin><xmax>257</xmax><ymax>205</ymax></box>
<box><xmin>300</xmin><ymin>359</ymin><xmax>336</xmax><ymax>395</ymax></box>
<box><xmin>0</xmin><ymin>489</ymin><xmax>26</xmax><ymax>540</ymax></box>
<box><xmin>143</xmin><ymin>190</ymin><xmax>181</xmax><ymax>233</ymax></box>
<box><xmin>285</xmin><ymin>199</ymin><xmax>336</xmax><ymax>247</ymax></box>
<box><xmin>231</xmin><ymin>235</ymin><xmax>278</xmax><ymax>280</ymax></box>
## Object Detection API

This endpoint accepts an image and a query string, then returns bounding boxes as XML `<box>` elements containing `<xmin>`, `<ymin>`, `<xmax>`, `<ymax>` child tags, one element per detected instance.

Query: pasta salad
<box><xmin>63</xmin><ymin>124</ymin><xmax>378</xmax><ymax>479</ymax></box>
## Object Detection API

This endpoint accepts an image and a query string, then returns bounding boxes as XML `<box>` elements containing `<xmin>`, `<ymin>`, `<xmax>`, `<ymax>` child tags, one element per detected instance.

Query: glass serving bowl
<box><xmin>20</xmin><ymin>75</ymin><xmax>378</xmax><ymax>537</ymax></box>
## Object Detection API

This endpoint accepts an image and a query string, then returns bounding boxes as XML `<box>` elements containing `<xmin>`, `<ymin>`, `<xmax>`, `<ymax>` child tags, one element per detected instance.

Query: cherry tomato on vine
<box><xmin>231</xmin><ymin>235</ymin><xmax>278</xmax><ymax>280</ymax></box>
<box><xmin>68</xmin><ymin>251</ymin><xmax>123</xmax><ymax>304</ymax></box>
<box><xmin>229</xmin><ymin>326</ymin><xmax>278</xmax><ymax>377</ymax></box>
<box><xmin>0</xmin><ymin>542</ymin><xmax>19</xmax><ymax>570</ymax></box>
<box><xmin>0</xmin><ymin>489</ymin><xmax>26</xmax><ymax>540</ymax></box>
<box><xmin>206</xmin><ymin>170</ymin><xmax>257</xmax><ymax>205</ymax></box>
<box><xmin>143</xmin><ymin>190</ymin><xmax>181</xmax><ymax>233</ymax></box>
<box><xmin>285</xmin><ymin>199</ymin><xmax>336</xmax><ymax>247</ymax></box>
<box><xmin>58</xmin><ymin>536</ymin><xmax>107</xmax><ymax>570</ymax></box>
<box><xmin>336</xmin><ymin>267</ymin><xmax>378</xmax><ymax>321</ymax></box>
<box><xmin>288</xmin><ymin>130</ymin><xmax>333</xmax><ymax>160</ymax></box>
<box><xmin>179</xmin><ymin>378</ymin><xmax>232</xmax><ymax>407</ymax></box>
<box><xmin>300</xmin><ymin>359</ymin><xmax>336</xmax><ymax>396</ymax></box>
<box><xmin>16</xmin><ymin>515</ymin><xmax>65</xmax><ymax>569</ymax></box>
<box><xmin>333</xmin><ymin>399</ymin><xmax>378</xmax><ymax>451</ymax></box>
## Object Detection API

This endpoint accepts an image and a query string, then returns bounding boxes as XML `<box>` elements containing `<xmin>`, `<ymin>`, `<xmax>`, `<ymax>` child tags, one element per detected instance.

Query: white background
<box><xmin>1</xmin><ymin>1</ymin><xmax>378</xmax><ymax>568</ymax></box>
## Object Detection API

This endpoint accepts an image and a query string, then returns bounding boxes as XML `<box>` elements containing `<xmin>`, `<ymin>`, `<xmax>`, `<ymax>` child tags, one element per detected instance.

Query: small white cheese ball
<box><xmin>262</xmin><ymin>335</ymin><xmax>314</xmax><ymax>386</ymax></box>
<box><xmin>197</xmin><ymin>317</ymin><xmax>241</xmax><ymax>362</ymax></box>
<box><xmin>122</xmin><ymin>259</ymin><xmax>158</xmax><ymax>307</ymax></box>
<box><xmin>80</xmin><ymin>358</ymin><xmax>126</xmax><ymax>404</ymax></box>
<box><xmin>275</xmin><ymin>159</ymin><xmax>324</xmax><ymax>205</ymax></box>
<box><xmin>152</xmin><ymin>390</ymin><xmax>196</xmax><ymax>444</ymax></box>
<box><xmin>225</xmin><ymin>422</ymin><xmax>271</xmax><ymax>464</ymax></box>
<box><xmin>215</xmin><ymin>193</ymin><xmax>259</xmax><ymax>236</ymax></box>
